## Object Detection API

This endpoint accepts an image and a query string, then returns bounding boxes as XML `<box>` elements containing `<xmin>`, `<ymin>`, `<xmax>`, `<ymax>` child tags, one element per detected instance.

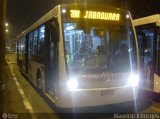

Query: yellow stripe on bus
<box><xmin>45</xmin><ymin>93</ymin><xmax>55</xmax><ymax>103</ymax></box>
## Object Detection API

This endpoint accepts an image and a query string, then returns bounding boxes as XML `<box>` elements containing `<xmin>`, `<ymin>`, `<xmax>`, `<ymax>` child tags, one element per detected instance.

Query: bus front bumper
<box><xmin>56</xmin><ymin>86</ymin><xmax>138</xmax><ymax>108</ymax></box>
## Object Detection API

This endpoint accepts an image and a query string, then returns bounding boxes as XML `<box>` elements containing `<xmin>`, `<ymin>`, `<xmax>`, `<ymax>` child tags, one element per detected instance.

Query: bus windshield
<box><xmin>63</xmin><ymin>18</ymin><xmax>137</xmax><ymax>75</ymax></box>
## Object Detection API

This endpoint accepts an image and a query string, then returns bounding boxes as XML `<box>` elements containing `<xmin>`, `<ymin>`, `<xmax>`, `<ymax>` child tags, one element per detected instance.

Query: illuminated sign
<box><xmin>84</xmin><ymin>11</ymin><xmax>120</xmax><ymax>21</ymax></box>
<box><xmin>70</xmin><ymin>9</ymin><xmax>120</xmax><ymax>21</ymax></box>
<box><xmin>70</xmin><ymin>10</ymin><xmax>80</xmax><ymax>18</ymax></box>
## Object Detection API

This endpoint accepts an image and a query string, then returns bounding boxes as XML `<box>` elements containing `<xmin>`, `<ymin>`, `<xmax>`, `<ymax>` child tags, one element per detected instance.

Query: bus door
<box><xmin>45</xmin><ymin>18</ymin><xmax>59</xmax><ymax>99</ymax></box>
<box><xmin>137</xmin><ymin>28</ymin><xmax>155</xmax><ymax>89</ymax></box>
<box><xmin>137</xmin><ymin>31</ymin><xmax>145</xmax><ymax>84</ymax></box>
<box><xmin>154</xmin><ymin>27</ymin><xmax>160</xmax><ymax>92</ymax></box>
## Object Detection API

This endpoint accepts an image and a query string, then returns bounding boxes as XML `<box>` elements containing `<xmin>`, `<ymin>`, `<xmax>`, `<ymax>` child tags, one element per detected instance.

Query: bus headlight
<box><xmin>127</xmin><ymin>74</ymin><xmax>139</xmax><ymax>87</ymax></box>
<box><xmin>67</xmin><ymin>78</ymin><xmax>79</xmax><ymax>90</ymax></box>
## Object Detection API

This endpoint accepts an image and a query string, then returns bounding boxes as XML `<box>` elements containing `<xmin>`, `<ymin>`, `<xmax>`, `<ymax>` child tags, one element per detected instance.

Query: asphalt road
<box><xmin>2</xmin><ymin>52</ymin><xmax>160</xmax><ymax>119</ymax></box>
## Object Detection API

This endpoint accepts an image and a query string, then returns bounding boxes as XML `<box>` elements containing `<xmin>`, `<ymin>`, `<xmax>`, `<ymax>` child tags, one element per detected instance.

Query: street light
<box><xmin>5</xmin><ymin>29</ymin><xmax>8</xmax><ymax>32</ymax></box>
<box><xmin>5</xmin><ymin>22</ymin><xmax>9</xmax><ymax>33</ymax></box>
<box><xmin>5</xmin><ymin>22</ymin><xmax>8</xmax><ymax>27</ymax></box>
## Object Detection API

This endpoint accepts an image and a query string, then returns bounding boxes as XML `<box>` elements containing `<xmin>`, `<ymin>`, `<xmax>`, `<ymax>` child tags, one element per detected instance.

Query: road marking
<box><xmin>6</xmin><ymin>59</ymin><xmax>37</xmax><ymax>119</ymax></box>
<box><xmin>2</xmin><ymin>84</ymin><xmax>6</xmax><ymax>89</ymax></box>
<box><xmin>23</xmin><ymin>100</ymin><xmax>33</xmax><ymax>110</ymax></box>
<box><xmin>12</xmin><ymin>77</ymin><xmax>37</xmax><ymax>119</ymax></box>
<box><xmin>15</xmin><ymin>81</ymin><xmax>20</xmax><ymax>86</ymax></box>
<box><xmin>19</xmin><ymin>88</ymin><xmax>25</xmax><ymax>95</ymax></box>
<box><xmin>13</xmin><ymin>77</ymin><xmax>17</xmax><ymax>81</ymax></box>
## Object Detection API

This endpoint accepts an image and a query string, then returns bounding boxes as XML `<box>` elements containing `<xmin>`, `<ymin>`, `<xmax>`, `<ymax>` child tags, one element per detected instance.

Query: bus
<box><xmin>133</xmin><ymin>14</ymin><xmax>160</xmax><ymax>93</ymax></box>
<box><xmin>17</xmin><ymin>3</ymin><xmax>139</xmax><ymax>108</ymax></box>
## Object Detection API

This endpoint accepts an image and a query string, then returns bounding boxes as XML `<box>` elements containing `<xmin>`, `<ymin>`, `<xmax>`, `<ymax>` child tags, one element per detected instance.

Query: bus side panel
<box><xmin>154</xmin><ymin>73</ymin><xmax>160</xmax><ymax>93</ymax></box>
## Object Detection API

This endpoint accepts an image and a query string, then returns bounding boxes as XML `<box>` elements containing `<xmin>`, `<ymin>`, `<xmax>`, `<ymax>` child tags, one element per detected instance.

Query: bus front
<box><xmin>59</xmin><ymin>4</ymin><xmax>139</xmax><ymax>108</ymax></box>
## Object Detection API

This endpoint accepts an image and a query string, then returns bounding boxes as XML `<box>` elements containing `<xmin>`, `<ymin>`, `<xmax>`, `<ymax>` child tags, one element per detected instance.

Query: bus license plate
<box><xmin>101</xmin><ymin>90</ymin><xmax>114</xmax><ymax>96</ymax></box>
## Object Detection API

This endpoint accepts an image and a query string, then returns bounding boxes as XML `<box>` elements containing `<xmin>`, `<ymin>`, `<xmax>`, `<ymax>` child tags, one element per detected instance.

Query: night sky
<box><xmin>7</xmin><ymin>0</ymin><xmax>160</xmax><ymax>40</ymax></box>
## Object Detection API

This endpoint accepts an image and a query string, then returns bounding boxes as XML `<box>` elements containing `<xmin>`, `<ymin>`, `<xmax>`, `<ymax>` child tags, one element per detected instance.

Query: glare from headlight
<box><xmin>67</xmin><ymin>78</ymin><xmax>79</xmax><ymax>90</ymax></box>
<box><xmin>128</xmin><ymin>74</ymin><xmax>139</xmax><ymax>87</ymax></box>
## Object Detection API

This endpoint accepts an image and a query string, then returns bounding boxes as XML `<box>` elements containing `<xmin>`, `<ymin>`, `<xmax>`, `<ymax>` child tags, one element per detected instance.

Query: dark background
<box><xmin>6</xmin><ymin>0</ymin><xmax>160</xmax><ymax>40</ymax></box>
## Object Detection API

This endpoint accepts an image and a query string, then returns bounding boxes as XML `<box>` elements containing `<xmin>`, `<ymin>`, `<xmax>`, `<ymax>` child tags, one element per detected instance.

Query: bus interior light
<box><xmin>41</xmin><ymin>29</ymin><xmax>45</xmax><ymax>32</ymax></box>
<box><xmin>67</xmin><ymin>78</ymin><xmax>79</xmax><ymax>90</ymax></box>
<box><xmin>66</xmin><ymin>25</ymin><xmax>75</xmax><ymax>31</ymax></box>
<box><xmin>127</xmin><ymin>74</ymin><xmax>139</xmax><ymax>87</ymax></box>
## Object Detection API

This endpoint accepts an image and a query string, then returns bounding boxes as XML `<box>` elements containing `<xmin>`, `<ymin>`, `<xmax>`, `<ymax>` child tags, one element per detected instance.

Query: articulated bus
<box><xmin>133</xmin><ymin>14</ymin><xmax>160</xmax><ymax>93</ymax></box>
<box><xmin>17</xmin><ymin>3</ymin><xmax>139</xmax><ymax>108</ymax></box>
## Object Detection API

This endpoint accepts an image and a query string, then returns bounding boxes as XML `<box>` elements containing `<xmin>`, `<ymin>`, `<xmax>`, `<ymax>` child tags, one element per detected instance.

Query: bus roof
<box><xmin>133</xmin><ymin>14</ymin><xmax>160</xmax><ymax>27</ymax></box>
<box><xmin>17</xmin><ymin>5</ymin><xmax>59</xmax><ymax>39</ymax></box>
<box><xmin>17</xmin><ymin>3</ymin><xmax>128</xmax><ymax>39</ymax></box>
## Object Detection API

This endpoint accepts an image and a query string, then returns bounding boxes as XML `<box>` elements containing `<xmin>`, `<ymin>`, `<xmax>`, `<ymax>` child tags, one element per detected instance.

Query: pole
<box><xmin>0</xmin><ymin>0</ymin><xmax>6</xmax><ymax>114</ymax></box>
<box><xmin>0</xmin><ymin>0</ymin><xmax>4</xmax><ymax>114</ymax></box>
<box><xmin>3</xmin><ymin>0</ymin><xmax>6</xmax><ymax>54</ymax></box>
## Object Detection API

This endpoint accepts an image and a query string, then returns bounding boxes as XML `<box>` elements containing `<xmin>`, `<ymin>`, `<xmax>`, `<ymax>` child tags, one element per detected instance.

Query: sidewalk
<box><xmin>3</xmin><ymin>53</ymin><xmax>58</xmax><ymax>119</ymax></box>
<box><xmin>2</xmin><ymin>58</ymin><xmax>31</xmax><ymax>118</ymax></box>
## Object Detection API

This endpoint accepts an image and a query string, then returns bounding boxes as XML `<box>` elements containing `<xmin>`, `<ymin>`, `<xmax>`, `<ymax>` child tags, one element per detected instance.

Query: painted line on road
<box><xmin>13</xmin><ymin>77</ymin><xmax>33</xmax><ymax>110</ymax></box>
<box><xmin>2</xmin><ymin>84</ymin><xmax>7</xmax><ymax>90</ymax></box>
<box><xmin>19</xmin><ymin>88</ymin><xmax>25</xmax><ymax>95</ymax></box>
<box><xmin>6</xmin><ymin>60</ymin><xmax>37</xmax><ymax>119</ymax></box>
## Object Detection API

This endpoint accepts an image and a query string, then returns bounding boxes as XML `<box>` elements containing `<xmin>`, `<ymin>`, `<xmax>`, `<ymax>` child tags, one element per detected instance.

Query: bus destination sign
<box><xmin>70</xmin><ymin>9</ymin><xmax>120</xmax><ymax>21</ymax></box>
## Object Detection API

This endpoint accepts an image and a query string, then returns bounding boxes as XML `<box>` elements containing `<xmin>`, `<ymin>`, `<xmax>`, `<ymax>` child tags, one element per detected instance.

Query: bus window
<box><xmin>136</xmin><ymin>29</ymin><xmax>154</xmax><ymax>80</ymax></box>
<box><xmin>29</xmin><ymin>32</ymin><xmax>33</xmax><ymax>56</ymax></box>
<box><xmin>33</xmin><ymin>29</ymin><xmax>38</xmax><ymax>54</ymax></box>
<box><xmin>155</xmin><ymin>29</ymin><xmax>160</xmax><ymax>76</ymax></box>
<box><xmin>38</xmin><ymin>25</ymin><xmax>45</xmax><ymax>55</ymax></box>
<box><xmin>63</xmin><ymin>21</ymin><xmax>137</xmax><ymax>73</ymax></box>
<box><xmin>22</xmin><ymin>37</ymin><xmax>26</xmax><ymax>53</ymax></box>
<box><xmin>45</xmin><ymin>20</ymin><xmax>59</xmax><ymax>94</ymax></box>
